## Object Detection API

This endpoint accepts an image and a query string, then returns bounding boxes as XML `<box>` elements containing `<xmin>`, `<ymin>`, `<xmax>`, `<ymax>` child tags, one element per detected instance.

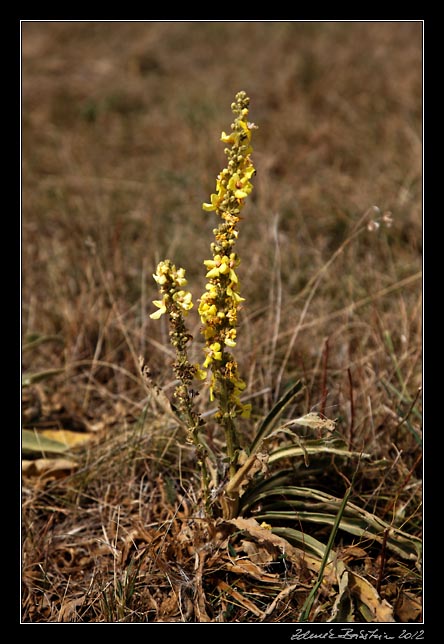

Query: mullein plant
<box><xmin>150</xmin><ymin>91</ymin><xmax>256</xmax><ymax>517</ymax></box>
<box><xmin>148</xmin><ymin>92</ymin><xmax>422</xmax><ymax>576</ymax></box>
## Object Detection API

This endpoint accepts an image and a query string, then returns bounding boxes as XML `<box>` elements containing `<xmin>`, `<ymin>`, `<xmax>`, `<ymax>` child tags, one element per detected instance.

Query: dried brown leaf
<box><xmin>348</xmin><ymin>570</ymin><xmax>395</xmax><ymax>622</ymax></box>
<box><xmin>39</xmin><ymin>429</ymin><xmax>94</xmax><ymax>447</ymax></box>
<box><xmin>57</xmin><ymin>595</ymin><xmax>86</xmax><ymax>622</ymax></box>
<box><xmin>395</xmin><ymin>590</ymin><xmax>422</xmax><ymax>622</ymax></box>
<box><xmin>221</xmin><ymin>517</ymin><xmax>337</xmax><ymax>585</ymax></box>
<box><xmin>292</xmin><ymin>412</ymin><xmax>336</xmax><ymax>432</ymax></box>
<box><xmin>217</xmin><ymin>580</ymin><xmax>265</xmax><ymax>618</ymax></box>
<box><xmin>22</xmin><ymin>457</ymin><xmax>78</xmax><ymax>478</ymax></box>
<box><xmin>328</xmin><ymin>560</ymin><xmax>354</xmax><ymax>622</ymax></box>
<box><xmin>223</xmin><ymin>558</ymin><xmax>278</xmax><ymax>583</ymax></box>
<box><xmin>195</xmin><ymin>550</ymin><xmax>212</xmax><ymax>622</ymax></box>
<box><xmin>261</xmin><ymin>583</ymin><xmax>300</xmax><ymax>620</ymax></box>
<box><xmin>241</xmin><ymin>538</ymin><xmax>277</xmax><ymax>565</ymax></box>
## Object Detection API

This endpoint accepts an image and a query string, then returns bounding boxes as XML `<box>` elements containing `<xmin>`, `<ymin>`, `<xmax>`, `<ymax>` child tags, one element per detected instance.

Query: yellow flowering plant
<box><xmin>147</xmin><ymin>93</ymin><xmax>422</xmax><ymax>589</ymax></box>
<box><xmin>148</xmin><ymin>93</ymin><xmax>340</xmax><ymax>520</ymax></box>
<box><xmin>149</xmin><ymin>91</ymin><xmax>257</xmax><ymax>516</ymax></box>
<box><xmin>144</xmin><ymin>92</ymin><xmax>423</xmax><ymax>623</ymax></box>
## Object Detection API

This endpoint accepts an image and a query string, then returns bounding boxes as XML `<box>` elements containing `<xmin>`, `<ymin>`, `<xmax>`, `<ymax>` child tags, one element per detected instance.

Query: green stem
<box><xmin>225</xmin><ymin>414</ymin><xmax>238</xmax><ymax>480</ymax></box>
<box><xmin>299</xmin><ymin>473</ymin><xmax>355</xmax><ymax>622</ymax></box>
<box><xmin>216</xmin><ymin>372</ymin><xmax>240</xmax><ymax>477</ymax></box>
<box><xmin>173</xmin><ymin>381</ymin><xmax>212</xmax><ymax>513</ymax></box>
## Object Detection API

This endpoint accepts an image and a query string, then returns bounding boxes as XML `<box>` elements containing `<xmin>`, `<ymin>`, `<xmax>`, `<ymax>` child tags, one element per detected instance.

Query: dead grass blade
<box><xmin>216</xmin><ymin>580</ymin><xmax>266</xmax><ymax>619</ymax></box>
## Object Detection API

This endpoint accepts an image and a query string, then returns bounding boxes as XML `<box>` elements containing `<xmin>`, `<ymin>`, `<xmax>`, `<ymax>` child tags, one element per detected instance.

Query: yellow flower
<box><xmin>231</xmin><ymin>374</ymin><xmax>246</xmax><ymax>391</ymax></box>
<box><xmin>223</xmin><ymin>328</ymin><xmax>237</xmax><ymax>347</ymax></box>
<box><xmin>260</xmin><ymin>521</ymin><xmax>272</xmax><ymax>530</ymax></box>
<box><xmin>226</xmin><ymin>170</ymin><xmax>254</xmax><ymax>201</ymax></box>
<box><xmin>150</xmin><ymin>261</ymin><xmax>192</xmax><ymax>318</ymax></box>
<box><xmin>175</xmin><ymin>267</ymin><xmax>188</xmax><ymax>287</ymax></box>
<box><xmin>200</xmin><ymin>301</ymin><xmax>217</xmax><ymax>318</ymax></box>
<box><xmin>194</xmin><ymin>364</ymin><xmax>207</xmax><ymax>380</ymax></box>
<box><xmin>203</xmin><ymin>193</ymin><xmax>220</xmax><ymax>212</ymax></box>
<box><xmin>150</xmin><ymin>298</ymin><xmax>167</xmax><ymax>319</ymax></box>
<box><xmin>216</xmin><ymin>176</ymin><xmax>228</xmax><ymax>196</ymax></box>
<box><xmin>204</xmin><ymin>254</ymin><xmax>240</xmax><ymax>282</ymax></box>
<box><xmin>153</xmin><ymin>273</ymin><xmax>168</xmax><ymax>286</ymax></box>
<box><xmin>227</xmin><ymin>173</ymin><xmax>241</xmax><ymax>191</ymax></box>
<box><xmin>238</xmin><ymin>118</ymin><xmax>252</xmax><ymax>141</ymax></box>
<box><xmin>228</xmin><ymin>267</ymin><xmax>238</xmax><ymax>283</ymax></box>
<box><xmin>201</xmin><ymin>326</ymin><xmax>217</xmax><ymax>341</ymax></box>
<box><xmin>242</xmin><ymin>165</ymin><xmax>256</xmax><ymax>180</ymax></box>
<box><xmin>172</xmin><ymin>290</ymin><xmax>193</xmax><ymax>313</ymax></box>
<box><xmin>204</xmin><ymin>254</ymin><xmax>231</xmax><ymax>278</ymax></box>
<box><xmin>226</xmin><ymin>284</ymin><xmax>244</xmax><ymax>302</ymax></box>
<box><xmin>203</xmin><ymin>341</ymin><xmax>223</xmax><ymax>368</ymax></box>
<box><xmin>220</xmin><ymin>131</ymin><xmax>235</xmax><ymax>144</ymax></box>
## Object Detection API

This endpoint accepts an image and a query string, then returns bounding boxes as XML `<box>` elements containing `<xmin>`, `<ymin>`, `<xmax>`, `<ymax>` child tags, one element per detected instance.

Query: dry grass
<box><xmin>21</xmin><ymin>21</ymin><xmax>422</xmax><ymax>623</ymax></box>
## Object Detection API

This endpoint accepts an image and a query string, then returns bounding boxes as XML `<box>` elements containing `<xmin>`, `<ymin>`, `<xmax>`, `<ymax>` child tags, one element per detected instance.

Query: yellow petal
<box><xmin>220</xmin><ymin>131</ymin><xmax>235</xmax><ymax>144</ymax></box>
<box><xmin>194</xmin><ymin>365</ymin><xmax>207</xmax><ymax>380</ymax></box>
<box><xmin>150</xmin><ymin>299</ymin><xmax>167</xmax><ymax>319</ymax></box>
<box><xmin>228</xmin><ymin>173</ymin><xmax>240</xmax><ymax>191</ymax></box>
<box><xmin>260</xmin><ymin>521</ymin><xmax>272</xmax><ymax>530</ymax></box>
<box><xmin>243</xmin><ymin>166</ymin><xmax>256</xmax><ymax>179</ymax></box>
<box><xmin>206</xmin><ymin>267</ymin><xmax>221</xmax><ymax>279</ymax></box>
<box><xmin>153</xmin><ymin>273</ymin><xmax>167</xmax><ymax>285</ymax></box>
<box><xmin>150</xmin><ymin>307</ymin><xmax>166</xmax><ymax>319</ymax></box>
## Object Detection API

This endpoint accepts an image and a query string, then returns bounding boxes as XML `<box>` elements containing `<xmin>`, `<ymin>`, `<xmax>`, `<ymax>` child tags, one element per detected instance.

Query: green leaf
<box><xmin>270</xmin><ymin>526</ymin><xmax>332</xmax><ymax>560</ymax></box>
<box><xmin>23</xmin><ymin>334</ymin><xmax>64</xmax><ymax>353</ymax></box>
<box><xmin>22</xmin><ymin>368</ymin><xmax>65</xmax><ymax>387</ymax></box>
<box><xmin>22</xmin><ymin>429</ymin><xmax>71</xmax><ymax>454</ymax></box>
<box><xmin>249</xmin><ymin>380</ymin><xmax>303</xmax><ymax>455</ymax></box>
<box><xmin>268</xmin><ymin>439</ymin><xmax>372</xmax><ymax>465</ymax></box>
<box><xmin>244</xmin><ymin>485</ymin><xmax>421</xmax><ymax>562</ymax></box>
<box><xmin>299</xmin><ymin>483</ymin><xmax>352</xmax><ymax>621</ymax></box>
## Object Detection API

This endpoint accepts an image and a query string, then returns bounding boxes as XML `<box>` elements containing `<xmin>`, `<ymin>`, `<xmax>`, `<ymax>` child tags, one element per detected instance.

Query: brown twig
<box><xmin>320</xmin><ymin>337</ymin><xmax>329</xmax><ymax>417</ymax></box>
<box><xmin>376</xmin><ymin>528</ymin><xmax>389</xmax><ymax>595</ymax></box>
<box><xmin>381</xmin><ymin>451</ymin><xmax>422</xmax><ymax>519</ymax></box>
<box><xmin>347</xmin><ymin>367</ymin><xmax>355</xmax><ymax>450</ymax></box>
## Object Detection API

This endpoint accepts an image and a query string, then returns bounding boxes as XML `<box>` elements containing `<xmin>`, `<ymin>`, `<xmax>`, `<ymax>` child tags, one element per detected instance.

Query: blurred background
<box><xmin>22</xmin><ymin>19</ymin><xmax>422</xmax><ymax>458</ymax></box>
